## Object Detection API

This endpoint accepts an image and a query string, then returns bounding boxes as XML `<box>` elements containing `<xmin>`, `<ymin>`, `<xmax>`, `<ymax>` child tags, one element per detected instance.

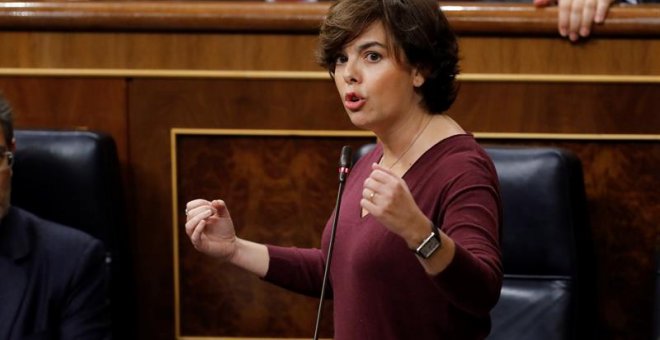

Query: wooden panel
<box><xmin>175</xmin><ymin>134</ymin><xmax>372</xmax><ymax>337</ymax></box>
<box><xmin>127</xmin><ymin>78</ymin><xmax>660</xmax><ymax>135</ymax></box>
<box><xmin>0</xmin><ymin>31</ymin><xmax>320</xmax><ymax>71</ymax></box>
<box><xmin>129</xmin><ymin>79</ymin><xmax>351</xmax><ymax>130</ymax></box>
<box><xmin>459</xmin><ymin>37</ymin><xmax>660</xmax><ymax>75</ymax></box>
<box><xmin>0</xmin><ymin>77</ymin><xmax>128</xmax><ymax>165</ymax></box>
<box><xmin>580</xmin><ymin>142</ymin><xmax>659</xmax><ymax>340</ymax></box>
<box><xmin>450</xmin><ymin>82</ymin><xmax>660</xmax><ymax>134</ymax></box>
<box><xmin>1</xmin><ymin>32</ymin><xmax>660</xmax><ymax>74</ymax></box>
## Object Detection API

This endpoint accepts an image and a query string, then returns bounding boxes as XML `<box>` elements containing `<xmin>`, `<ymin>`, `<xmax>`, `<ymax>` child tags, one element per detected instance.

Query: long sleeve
<box><xmin>264</xmin><ymin>245</ymin><xmax>329</xmax><ymax>298</ymax></box>
<box><xmin>430</xmin><ymin>156</ymin><xmax>503</xmax><ymax>317</ymax></box>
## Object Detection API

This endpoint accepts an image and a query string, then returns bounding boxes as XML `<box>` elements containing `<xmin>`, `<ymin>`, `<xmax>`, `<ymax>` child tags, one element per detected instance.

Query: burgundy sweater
<box><xmin>265</xmin><ymin>134</ymin><xmax>502</xmax><ymax>339</ymax></box>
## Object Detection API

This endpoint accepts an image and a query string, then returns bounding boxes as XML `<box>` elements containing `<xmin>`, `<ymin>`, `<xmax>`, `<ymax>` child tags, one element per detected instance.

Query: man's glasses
<box><xmin>0</xmin><ymin>150</ymin><xmax>13</xmax><ymax>171</ymax></box>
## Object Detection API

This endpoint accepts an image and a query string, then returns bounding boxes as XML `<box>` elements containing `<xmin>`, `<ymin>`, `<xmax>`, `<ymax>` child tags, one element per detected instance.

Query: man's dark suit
<box><xmin>0</xmin><ymin>207</ymin><xmax>111</xmax><ymax>339</ymax></box>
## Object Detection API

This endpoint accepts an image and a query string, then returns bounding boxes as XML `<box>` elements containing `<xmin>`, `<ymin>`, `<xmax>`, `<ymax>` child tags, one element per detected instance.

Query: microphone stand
<box><xmin>312</xmin><ymin>146</ymin><xmax>352</xmax><ymax>340</ymax></box>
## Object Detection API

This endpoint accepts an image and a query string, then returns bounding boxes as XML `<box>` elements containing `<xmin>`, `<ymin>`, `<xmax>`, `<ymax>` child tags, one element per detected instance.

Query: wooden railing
<box><xmin>0</xmin><ymin>1</ymin><xmax>658</xmax><ymax>35</ymax></box>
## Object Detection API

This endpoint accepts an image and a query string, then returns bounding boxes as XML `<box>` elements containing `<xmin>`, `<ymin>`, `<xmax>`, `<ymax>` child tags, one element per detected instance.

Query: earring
<box><xmin>413</xmin><ymin>75</ymin><xmax>425</xmax><ymax>87</ymax></box>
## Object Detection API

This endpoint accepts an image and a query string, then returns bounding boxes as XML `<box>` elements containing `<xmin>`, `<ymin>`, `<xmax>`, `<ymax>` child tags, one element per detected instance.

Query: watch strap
<box><xmin>414</xmin><ymin>222</ymin><xmax>442</xmax><ymax>259</ymax></box>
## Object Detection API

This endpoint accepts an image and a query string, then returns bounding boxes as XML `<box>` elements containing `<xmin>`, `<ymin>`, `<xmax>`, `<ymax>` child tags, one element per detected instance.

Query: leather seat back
<box><xmin>486</xmin><ymin>147</ymin><xmax>595</xmax><ymax>340</ymax></box>
<box><xmin>11</xmin><ymin>130</ymin><xmax>135</xmax><ymax>339</ymax></box>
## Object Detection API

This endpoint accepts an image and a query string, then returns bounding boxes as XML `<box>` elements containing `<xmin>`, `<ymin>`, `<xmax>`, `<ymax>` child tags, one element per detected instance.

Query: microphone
<box><xmin>338</xmin><ymin>145</ymin><xmax>352</xmax><ymax>183</ymax></box>
<box><xmin>313</xmin><ymin>145</ymin><xmax>352</xmax><ymax>340</ymax></box>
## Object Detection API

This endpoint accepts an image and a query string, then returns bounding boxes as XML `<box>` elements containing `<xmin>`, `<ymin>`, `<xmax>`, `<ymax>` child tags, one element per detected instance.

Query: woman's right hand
<box><xmin>534</xmin><ymin>0</ymin><xmax>615</xmax><ymax>41</ymax></box>
<box><xmin>185</xmin><ymin>199</ymin><xmax>238</xmax><ymax>261</ymax></box>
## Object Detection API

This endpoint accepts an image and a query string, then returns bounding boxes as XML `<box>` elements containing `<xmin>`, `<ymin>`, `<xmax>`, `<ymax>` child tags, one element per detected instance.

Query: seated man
<box><xmin>0</xmin><ymin>93</ymin><xmax>111</xmax><ymax>339</ymax></box>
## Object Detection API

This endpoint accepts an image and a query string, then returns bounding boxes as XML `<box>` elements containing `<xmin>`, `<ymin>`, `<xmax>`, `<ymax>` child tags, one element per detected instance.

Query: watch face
<box><xmin>417</xmin><ymin>235</ymin><xmax>441</xmax><ymax>259</ymax></box>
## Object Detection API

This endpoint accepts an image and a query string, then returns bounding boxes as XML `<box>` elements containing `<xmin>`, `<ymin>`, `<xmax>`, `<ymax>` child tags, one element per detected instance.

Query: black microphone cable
<box><xmin>313</xmin><ymin>145</ymin><xmax>352</xmax><ymax>340</ymax></box>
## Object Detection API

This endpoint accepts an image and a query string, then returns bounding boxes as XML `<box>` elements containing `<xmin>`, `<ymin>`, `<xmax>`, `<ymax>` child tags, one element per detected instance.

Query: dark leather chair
<box><xmin>11</xmin><ymin>130</ymin><xmax>135</xmax><ymax>339</ymax></box>
<box><xmin>485</xmin><ymin>146</ymin><xmax>595</xmax><ymax>340</ymax></box>
<box><xmin>355</xmin><ymin>144</ymin><xmax>595</xmax><ymax>339</ymax></box>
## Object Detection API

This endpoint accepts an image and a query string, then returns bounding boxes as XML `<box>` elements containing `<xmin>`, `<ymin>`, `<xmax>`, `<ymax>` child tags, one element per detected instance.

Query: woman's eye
<box><xmin>366</xmin><ymin>52</ymin><xmax>381</xmax><ymax>62</ymax></box>
<box><xmin>336</xmin><ymin>55</ymin><xmax>348</xmax><ymax>64</ymax></box>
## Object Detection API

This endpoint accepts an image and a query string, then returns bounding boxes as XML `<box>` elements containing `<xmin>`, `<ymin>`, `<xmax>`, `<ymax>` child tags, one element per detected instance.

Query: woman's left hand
<box><xmin>361</xmin><ymin>163</ymin><xmax>430</xmax><ymax>241</ymax></box>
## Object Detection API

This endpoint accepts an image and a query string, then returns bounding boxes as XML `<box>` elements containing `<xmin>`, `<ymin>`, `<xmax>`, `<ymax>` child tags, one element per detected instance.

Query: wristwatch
<box><xmin>414</xmin><ymin>222</ymin><xmax>442</xmax><ymax>259</ymax></box>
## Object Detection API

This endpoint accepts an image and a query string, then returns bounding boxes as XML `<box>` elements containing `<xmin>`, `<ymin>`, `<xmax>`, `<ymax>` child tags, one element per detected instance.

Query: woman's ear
<box><xmin>412</xmin><ymin>68</ymin><xmax>425</xmax><ymax>88</ymax></box>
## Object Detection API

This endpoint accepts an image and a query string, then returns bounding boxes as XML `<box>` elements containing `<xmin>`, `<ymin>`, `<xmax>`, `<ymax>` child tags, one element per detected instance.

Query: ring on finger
<box><xmin>369</xmin><ymin>191</ymin><xmax>376</xmax><ymax>200</ymax></box>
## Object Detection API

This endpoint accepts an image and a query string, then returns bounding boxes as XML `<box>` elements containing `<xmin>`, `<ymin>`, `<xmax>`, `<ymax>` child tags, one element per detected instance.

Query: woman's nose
<box><xmin>341</xmin><ymin>60</ymin><xmax>359</xmax><ymax>84</ymax></box>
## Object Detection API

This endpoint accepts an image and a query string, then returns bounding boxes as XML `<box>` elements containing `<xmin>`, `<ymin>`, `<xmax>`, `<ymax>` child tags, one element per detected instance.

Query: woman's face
<box><xmin>334</xmin><ymin>21</ymin><xmax>425</xmax><ymax>133</ymax></box>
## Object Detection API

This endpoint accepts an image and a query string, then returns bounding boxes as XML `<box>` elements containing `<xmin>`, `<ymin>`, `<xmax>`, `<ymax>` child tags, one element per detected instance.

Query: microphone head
<box><xmin>339</xmin><ymin>145</ymin><xmax>353</xmax><ymax>169</ymax></box>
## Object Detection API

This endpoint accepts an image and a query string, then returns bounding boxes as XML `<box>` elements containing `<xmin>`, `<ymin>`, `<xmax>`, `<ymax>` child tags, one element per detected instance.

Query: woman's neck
<box><xmin>378</xmin><ymin>114</ymin><xmax>465</xmax><ymax>172</ymax></box>
<box><xmin>379</xmin><ymin>114</ymin><xmax>432</xmax><ymax>170</ymax></box>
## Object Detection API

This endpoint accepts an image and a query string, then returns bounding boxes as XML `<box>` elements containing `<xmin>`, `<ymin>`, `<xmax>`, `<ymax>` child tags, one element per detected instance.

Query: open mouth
<box><xmin>344</xmin><ymin>92</ymin><xmax>365</xmax><ymax>111</ymax></box>
<box><xmin>345</xmin><ymin>92</ymin><xmax>362</xmax><ymax>101</ymax></box>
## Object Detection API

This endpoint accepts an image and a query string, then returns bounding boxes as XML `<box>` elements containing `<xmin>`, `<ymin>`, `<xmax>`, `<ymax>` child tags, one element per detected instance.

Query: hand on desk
<box><xmin>534</xmin><ymin>0</ymin><xmax>616</xmax><ymax>41</ymax></box>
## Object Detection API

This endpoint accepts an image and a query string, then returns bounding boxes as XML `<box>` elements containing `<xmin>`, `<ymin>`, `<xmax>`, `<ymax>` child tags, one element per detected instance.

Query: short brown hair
<box><xmin>317</xmin><ymin>0</ymin><xmax>459</xmax><ymax>114</ymax></box>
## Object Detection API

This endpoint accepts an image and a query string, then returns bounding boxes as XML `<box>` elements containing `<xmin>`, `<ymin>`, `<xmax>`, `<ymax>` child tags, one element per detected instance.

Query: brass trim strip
<box><xmin>0</xmin><ymin>68</ymin><xmax>330</xmax><ymax>79</ymax></box>
<box><xmin>458</xmin><ymin>74</ymin><xmax>660</xmax><ymax>83</ymax></box>
<box><xmin>171</xmin><ymin>128</ymin><xmax>375</xmax><ymax>137</ymax></box>
<box><xmin>171</xmin><ymin>128</ymin><xmax>660</xmax><ymax>141</ymax></box>
<box><xmin>474</xmin><ymin>132</ymin><xmax>660</xmax><ymax>141</ymax></box>
<box><xmin>1</xmin><ymin>68</ymin><xmax>660</xmax><ymax>83</ymax></box>
<box><xmin>171</xmin><ymin>130</ymin><xmax>183</xmax><ymax>338</ymax></box>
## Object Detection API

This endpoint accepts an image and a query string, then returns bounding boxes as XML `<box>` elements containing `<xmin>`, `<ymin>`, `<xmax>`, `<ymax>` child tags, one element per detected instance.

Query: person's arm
<box><xmin>428</xmin><ymin>165</ymin><xmax>502</xmax><ymax>316</ymax></box>
<box><xmin>186</xmin><ymin>199</ymin><xmax>269</xmax><ymax>277</ymax></box>
<box><xmin>534</xmin><ymin>0</ymin><xmax>616</xmax><ymax>41</ymax></box>
<box><xmin>263</xmin><ymin>245</ymin><xmax>328</xmax><ymax>297</ymax></box>
<box><xmin>186</xmin><ymin>199</ymin><xmax>327</xmax><ymax>296</ymax></box>
<box><xmin>362</xmin><ymin>161</ymin><xmax>502</xmax><ymax>317</ymax></box>
<box><xmin>59</xmin><ymin>240</ymin><xmax>111</xmax><ymax>339</ymax></box>
<box><xmin>230</xmin><ymin>238</ymin><xmax>269</xmax><ymax>278</ymax></box>
<box><xmin>361</xmin><ymin>163</ymin><xmax>459</xmax><ymax>275</ymax></box>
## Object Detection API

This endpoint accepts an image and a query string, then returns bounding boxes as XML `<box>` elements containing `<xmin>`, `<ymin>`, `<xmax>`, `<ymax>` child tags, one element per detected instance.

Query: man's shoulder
<box><xmin>10</xmin><ymin>206</ymin><xmax>103</xmax><ymax>254</ymax></box>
